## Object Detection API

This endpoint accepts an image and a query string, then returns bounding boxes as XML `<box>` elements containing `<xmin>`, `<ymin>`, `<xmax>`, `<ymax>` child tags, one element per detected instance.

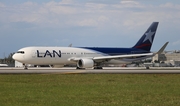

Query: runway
<box><xmin>0</xmin><ymin>67</ymin><xmax>180</xmax><ymax>74</ymax></box>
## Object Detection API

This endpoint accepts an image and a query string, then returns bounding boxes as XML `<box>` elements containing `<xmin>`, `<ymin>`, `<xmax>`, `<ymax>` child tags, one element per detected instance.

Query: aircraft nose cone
<box><xmin>12</xmin><ymin>54</ymin><xmax>17</xmax><ymax>60</ymax></box>
<box><xmin>12</xmin><ymin>53</ymin><xmax>25</xmax><ymax>62</ymax></box>
<box><xmin>12</xmin><ymin>54</ymin><xmax>23</xmax><ymax>62</ymax></box>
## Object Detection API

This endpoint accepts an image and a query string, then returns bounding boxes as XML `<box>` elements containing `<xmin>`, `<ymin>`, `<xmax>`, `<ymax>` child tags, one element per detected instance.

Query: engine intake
<box><xmin>77</xmin><ymin>58</ymin><xmax>94</xmax><ymax>68</ymax></box>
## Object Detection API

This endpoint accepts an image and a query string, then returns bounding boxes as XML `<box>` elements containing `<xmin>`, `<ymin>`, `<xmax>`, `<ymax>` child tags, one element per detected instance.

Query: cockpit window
<box><xmin>17</xmin><ymin>51</ymin><xmax>25</xmax><ymax>54</ymax></box>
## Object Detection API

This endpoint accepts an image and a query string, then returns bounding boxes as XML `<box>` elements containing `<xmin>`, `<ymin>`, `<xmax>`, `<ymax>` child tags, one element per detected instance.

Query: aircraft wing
<box><xmin>69</xmin><ymin>53</ymin><xmax>154</xmax><ymax>62</ymax></box>
<box><xmin>93</xmin><ymin>42</ymin><xmax>169</xmax><ymax>62</ymax></box>
<box><xmin>92</xmin><ymin>53</ymin><xmax>154</xmax><ymax>61</ymax></box>
<box><xmin>69</xmin><ymin>42</ymin><xmax>168</xmax><ymax>62</ymax></box>
<box><xmin>92</xmin><ymin>42</ymin><xmax>169</xmax><ymax>61</ymax></box>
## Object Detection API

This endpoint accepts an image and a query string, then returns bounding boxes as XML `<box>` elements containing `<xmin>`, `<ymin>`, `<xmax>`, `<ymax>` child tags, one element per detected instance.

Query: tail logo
<box><xmin>143</xmin><ymin>30</ymin><xmax>155</xmax><ymax>43</ymax></box>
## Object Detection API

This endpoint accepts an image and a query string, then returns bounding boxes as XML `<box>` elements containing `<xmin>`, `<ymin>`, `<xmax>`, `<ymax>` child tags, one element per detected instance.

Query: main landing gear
<box><xmin>146</xmin><ymin>66</ymin><xmax>150</xmax><ymax>69</ymax></box>
<box><xmin>94</xmin><ymin>63</ymin><xmax>103</xmax><ymax>69</ymax></box>
<box><xmin>94</xmin><ymin>66</ymin><xmax>103</xmax><ymax>69</ymax></box>
<box><xmin>76</xmin><ymin>67</ymin><xmax>103</xmax><ymax>69</ymax></box>
<box><xmin>76</xmin><ymin>67</ymin><xmax>85</xmax><ymax>70</ymax></box>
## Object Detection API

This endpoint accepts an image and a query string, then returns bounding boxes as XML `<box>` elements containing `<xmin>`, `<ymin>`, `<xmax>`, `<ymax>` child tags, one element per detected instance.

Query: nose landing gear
<box><xmin>23</xmin><ymin>63</ymin><xmax>28</xmax><ymax>69</ymax></box>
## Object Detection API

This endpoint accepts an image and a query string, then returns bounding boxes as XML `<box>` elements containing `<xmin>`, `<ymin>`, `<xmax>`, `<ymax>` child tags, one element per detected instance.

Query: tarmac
<box><xmin>0</xmin><ymin>67</ymin><xmax>180</xmax><ymax>74</ymax></box>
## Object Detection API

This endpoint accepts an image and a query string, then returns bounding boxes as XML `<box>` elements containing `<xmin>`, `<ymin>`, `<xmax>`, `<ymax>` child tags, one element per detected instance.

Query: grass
<box><xmin>0</xmin><ymin>74</ymin><xmax>180</xmax><ymax>106</ymax></box>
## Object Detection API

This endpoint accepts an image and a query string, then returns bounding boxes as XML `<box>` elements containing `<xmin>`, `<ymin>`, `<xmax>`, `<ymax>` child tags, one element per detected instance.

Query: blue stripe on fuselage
<box><xmin>80</xmin><ymin>47</ymin><xmax>150</xmax><ymax>56</ymax></box>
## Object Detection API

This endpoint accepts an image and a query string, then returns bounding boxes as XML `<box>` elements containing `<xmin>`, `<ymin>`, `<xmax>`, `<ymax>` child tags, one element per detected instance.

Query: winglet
<box><xmin>156</xmin><ymin>42</ymin><xmax>169</xmax><ymax>54</ymax></box>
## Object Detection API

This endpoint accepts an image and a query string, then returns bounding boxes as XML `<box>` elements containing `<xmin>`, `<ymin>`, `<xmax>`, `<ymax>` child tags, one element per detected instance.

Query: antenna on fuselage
<box><xmin>68</xmin><ymin>44</ymin><xmax>72</xmax><ymax>47</ymax></box>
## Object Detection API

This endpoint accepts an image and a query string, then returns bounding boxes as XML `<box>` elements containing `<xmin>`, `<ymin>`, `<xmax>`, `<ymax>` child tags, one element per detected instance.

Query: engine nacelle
<box><xmin>77</xmin><ymin>58</ymin><xmax>94</xmax><ymax>68</ymax></box>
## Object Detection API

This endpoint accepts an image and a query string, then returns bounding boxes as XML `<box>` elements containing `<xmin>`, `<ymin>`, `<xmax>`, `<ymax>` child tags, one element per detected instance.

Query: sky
<box><xmin>0</xmin><ymin>0</ymin><xmax>180</xmax><ymax>58</ymax></box>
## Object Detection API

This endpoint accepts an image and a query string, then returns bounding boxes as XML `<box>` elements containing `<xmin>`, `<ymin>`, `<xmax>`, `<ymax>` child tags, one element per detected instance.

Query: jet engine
<box><xmin>77</xmin><ymin>58</ymin><xmax>94</xmax><ymax>68</ymax></box>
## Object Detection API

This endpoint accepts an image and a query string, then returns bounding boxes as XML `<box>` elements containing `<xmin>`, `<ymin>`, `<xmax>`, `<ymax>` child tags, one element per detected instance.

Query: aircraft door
<box><xmin>32</xmin><ymin>50</ymin><xmax>36</xmax><ymax>58</ymax></box>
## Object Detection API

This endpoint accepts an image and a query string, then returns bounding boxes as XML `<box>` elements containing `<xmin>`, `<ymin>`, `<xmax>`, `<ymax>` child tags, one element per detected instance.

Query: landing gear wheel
<box><xmin>146</xmin><ymin>67</ymin><xmax>149</xmax><ymax>69</ymax></box>
<box><xmin>76</xmin><ymin>67</ymin><xmax>85</xmax><ymax>70</ymax></box>
<box><xmin>23</xmin><ymin>63</ymin><xmax>28</xmax><ymax>70</ymax></box>
<box><xmin>94</xmin><ymin>66</ymin><xmax>103</xmax><ymax>69</ymax></box>
<box><xmin>24</xmin><ymin>67</ymin><xmax>28</xmax><ymax>70</ymax></box>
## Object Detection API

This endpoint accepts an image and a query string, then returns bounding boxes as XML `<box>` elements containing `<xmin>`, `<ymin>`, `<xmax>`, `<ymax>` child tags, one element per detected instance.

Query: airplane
<box><xmin>12</xmin><ymin>22</ymin><xmax>168</xmax><ymax>69</ymax></box>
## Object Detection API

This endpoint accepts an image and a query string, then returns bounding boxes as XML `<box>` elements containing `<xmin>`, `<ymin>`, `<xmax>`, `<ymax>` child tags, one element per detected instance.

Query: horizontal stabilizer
<box><xmin>156</xmin><ymin>42</ymin><xmax>169</xmax><ymax>54</ymax></box>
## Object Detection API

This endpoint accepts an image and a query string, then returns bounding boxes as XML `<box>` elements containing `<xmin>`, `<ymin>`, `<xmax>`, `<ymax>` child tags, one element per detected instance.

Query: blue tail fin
<box><xmin>132</xmin><ymin>22</ymin><xmax>159</xmax><ymax>51</ymax></box>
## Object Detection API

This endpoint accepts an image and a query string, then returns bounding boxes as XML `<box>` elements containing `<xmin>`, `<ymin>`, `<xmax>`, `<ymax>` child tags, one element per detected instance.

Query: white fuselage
<box><xmin>13</xmin><ymin>47</ymin><xmax>104</xmax><ymax>65</ymax></box>
<box><xmin>13</xmin><ymin>46</ymin><xmax>151</xmax><ymax>67</ymax></box>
